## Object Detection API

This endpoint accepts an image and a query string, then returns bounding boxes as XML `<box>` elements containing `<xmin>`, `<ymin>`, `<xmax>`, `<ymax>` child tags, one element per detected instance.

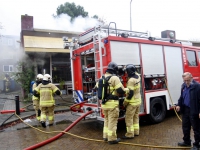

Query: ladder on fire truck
<box><xmin>90</xmin><ymin>22</ymin><xmax>149</xmax><ymax>81</ymax></box>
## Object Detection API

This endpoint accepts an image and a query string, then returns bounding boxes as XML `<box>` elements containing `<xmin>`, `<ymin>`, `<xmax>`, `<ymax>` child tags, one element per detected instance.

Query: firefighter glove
<box><xmin>123</xmin><ymin>100</ymin><xmax>129</xmax><ymax>107</ymax></box>
<box><xmin>124</xmin><ymin>88</ymin><xmax>130</xmax><ymax>94</ymax></box>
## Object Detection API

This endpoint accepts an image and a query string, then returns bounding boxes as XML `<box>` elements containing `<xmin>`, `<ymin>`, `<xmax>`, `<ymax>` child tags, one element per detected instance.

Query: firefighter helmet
<box><xmin>43</xmin><ymin>74</ymin><xmax>51</xmax><ymax>81</ymax></box>
<box><xmin>107</xmin><ymin>62</ymin><xmax>118</xmax><ymax>74</ymax></box>
<box><xmin>36</xmin><ymin>74</ymin><xmax>43</xmax><ymax>81</ymax></box>
<box><xmin>126</xmin><ymin>64</ymin><xmax>136</xmax><ymax>77</ymax></box>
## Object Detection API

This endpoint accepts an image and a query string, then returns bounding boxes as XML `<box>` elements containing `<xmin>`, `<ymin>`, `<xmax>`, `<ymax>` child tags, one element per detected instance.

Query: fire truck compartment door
<box><xmin>110</xmin><ymin>41</ymin><xmax>140</xmax><ymax>65</ymax></box>
<box><xmin>164</xmin><ymin>46</ymin><xmax>183</xmax><ymax>105</ymax></box>
<box><xmin>141</xmin><ymin>44</ymin><xmax>164</xmax><ymax>75</ymax></box>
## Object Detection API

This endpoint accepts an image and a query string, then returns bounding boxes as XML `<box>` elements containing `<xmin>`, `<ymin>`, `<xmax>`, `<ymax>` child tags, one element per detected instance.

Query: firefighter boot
<box><xmin>103</xmin><ymin>138</ymin><xmax>108</xmax><ymax>142</ymax></box>
<box><xmin>122</xmin><ymin>136</ymin><xmax>134</xmax><ymax>139</ymax></box>
<box><xmin>41</xmin><ymin>121</ymin><xmax>46</xmax><ymax>128</ymax></box>
<box><xmin>108</xmin><ymin>138</ymin><xmax>121</xmax><ymax>144</ymax></box>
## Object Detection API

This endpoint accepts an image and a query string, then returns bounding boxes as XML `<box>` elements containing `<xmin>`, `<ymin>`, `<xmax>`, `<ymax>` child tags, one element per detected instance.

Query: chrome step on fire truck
<box><xmin>69</xmin><ymin>22</ymin><xmax>200</xmax><ymax>123</ymax></box>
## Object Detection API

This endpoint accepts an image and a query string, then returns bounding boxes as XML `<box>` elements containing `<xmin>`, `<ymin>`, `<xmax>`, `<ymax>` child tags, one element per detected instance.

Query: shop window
<box><xmin>52</xmin><ymin>53</ymin><xmax>71</xmax><ymax>82</ymax></box>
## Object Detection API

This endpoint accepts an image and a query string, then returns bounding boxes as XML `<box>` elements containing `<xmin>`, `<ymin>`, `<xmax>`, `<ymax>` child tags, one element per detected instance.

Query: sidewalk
<box><xmin>0</xmin><ymin>90</ymin><xmax>74</xmax><ymax>130</ymax></box>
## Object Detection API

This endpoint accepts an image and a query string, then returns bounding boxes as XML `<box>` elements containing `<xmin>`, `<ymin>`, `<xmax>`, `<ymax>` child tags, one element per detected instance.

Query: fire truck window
<box><xmin>186</xmin><ymin>50</ymin><xmax>197</xmax><ymax>66</ymax></box>
<box><xmin>198</xmin><ymin>52</ymin><xmax>200</xmax><ymax>64</ymax></box>
<box><xmin>52</xmin><ymin>53</ymin><xmax>71</xmax><ymax>82</ymax></box>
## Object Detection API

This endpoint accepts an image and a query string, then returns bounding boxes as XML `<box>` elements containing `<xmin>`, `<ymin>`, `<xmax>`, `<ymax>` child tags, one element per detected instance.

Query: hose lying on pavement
<box><xmin>14</xmin><ymin>111</ymin><xmax>190</xmax><ymax>150</ymax></box>
<box><xmin>20</xmin><ymin>110</ymin><xmax>94</xmax><ymax>150</ymax></box>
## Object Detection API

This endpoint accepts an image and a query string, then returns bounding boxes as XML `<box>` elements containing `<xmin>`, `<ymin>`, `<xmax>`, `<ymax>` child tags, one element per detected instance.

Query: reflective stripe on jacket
<box><xmin>124</xmin><ymin>72</ymin><xmax>141</xmax><ymax>106</ymax></box>
<box><xmin>35</xmin><ymin>83</ymin><xmax>59</xmax><ymax>107</ymax></box>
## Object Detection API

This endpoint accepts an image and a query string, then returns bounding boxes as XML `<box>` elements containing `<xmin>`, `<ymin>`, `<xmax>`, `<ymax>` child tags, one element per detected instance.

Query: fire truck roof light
<box><xmin>148</xmin><ymin>37</ymin><xmax>156</xmax><ymax>41</ymax></box>
<box><xmin>104</xmin><ymin>39</ymin><xmax>108</xmax><ymax>44</ymax></box>
<box><xmin>170</xmin><ymin>39</ymin><xmax>176</xmax><ymax>43</ymax></box>
<box><xmin>63</xmin><ymin>36</ymin><xmax>68</xmax><ymax>41</ymax></box>
<box><xmin>121</xmin><ymin>33</ymin><xmax>129</xmax><ymax>38</ymax></box>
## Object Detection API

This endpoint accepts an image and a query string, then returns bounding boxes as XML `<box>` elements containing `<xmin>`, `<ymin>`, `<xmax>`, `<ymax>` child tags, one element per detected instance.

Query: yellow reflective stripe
<box><xmin>41</xmin><ymin>114</ymin><xmax>46</xmax><ymax>120</ymax></box>
<box><xmin>114</xmin><ymin>82</ymin><xmax>122</xmax><ymax>89</ymax></box>
<box><xmin>127</xmin><ymin>85</ymin><xmax>140</xmax><ymax>90</ymax></box>
<box><xmin>127</xmin><ymin>125</ymin><xmax>134</xmax><ymax>132</ymax></box>
<box><xmin>32</xmin><ymin>95</ymin><xmax>39</xmax><ymax>100</ymax></box>
<box><xmin>40</xmin><ymin>100</ymin><xmax>54</xmax><ymax>104</ymax></box>
<box><xmin>40</xmin><ymin>90</ymin><xmax>53</xmax><ymax>93</ymax></box>
<box><xmin>48</xmin><ymin>116</ymin><xmax>54</xmax><ymax>121</ymax></box>
<box><xmin>127</xmin><ymin>86</ymin><xmax>134</xmax><ymax>90</ymax></box>
<box><xmin>133</xmin><ymin>124</ymin><xmax>139</xmax><ymax>129</ymax></box>
<box><xmin>103</xmin><ymin>127</ymin><xmax>108</xmax><ymax>133</ymax></box>
<box><xmin>53</xmin><ymin>88</ymin><xmax>58</xmax><ymax>93</ymax></box>
<box><xmin>102</xmin><ymin>79</ymin><xmax>105</xmax><ymax>98</ymax></box>
<box><xmin>133</xmin><ymin>85</ymin><xmax>140</xmax><ymax>90</ymax></box>
<box><xmin>34</xmin><ymin>87</ymin><xmax>40</xmax><ymax>93</ymax></box>
<box><xmin>125</xmin><ymin>98</ymin><xmax>141</xmax><ymax>105</ymax></box>
<box><xmin>107</xmin><ymin>130</ymin><xmax>112</xmax><ymax>136</ymax></box>
<box><xmin>101</xmin><ymin>101</ymin><xmax>118</xmax><ymax>108</ymax></box>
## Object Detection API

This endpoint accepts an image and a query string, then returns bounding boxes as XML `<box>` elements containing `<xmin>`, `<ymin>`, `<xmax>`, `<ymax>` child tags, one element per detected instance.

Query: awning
<box><xmin>23</xmin><ymin>36</ymin><xmax>71</xmax><ymax>53</ymax></box>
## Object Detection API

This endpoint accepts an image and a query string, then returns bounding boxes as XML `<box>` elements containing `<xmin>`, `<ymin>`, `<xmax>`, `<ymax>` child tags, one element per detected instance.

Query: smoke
<box><xmin>34</xmin><ymin>14</ymin><xmax>101</xmax><ymax>32</ymax></box>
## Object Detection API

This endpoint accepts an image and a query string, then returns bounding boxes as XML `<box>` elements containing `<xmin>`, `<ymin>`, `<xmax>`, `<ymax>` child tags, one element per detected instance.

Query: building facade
<box><xmin>20</xmin><ymin>15</ymin><xmax>81</xmax><ymax>87</ymax></box>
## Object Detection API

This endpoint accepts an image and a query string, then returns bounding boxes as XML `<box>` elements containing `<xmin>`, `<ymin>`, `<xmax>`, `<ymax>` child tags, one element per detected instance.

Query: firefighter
<box><xmin>33</xmin><ymin>74</ymin><xmax>61</xmax><ymax>128</ymax></box>
<box><xmin>122</xmin><ymin>64</ymin><xmax>141</xmax><ymax>139</ymax></box>
<box><xmin>32</xmin><ymin>74</ymin><xmax>43</xmax><ymax>121</ymax></box>
<box><xmin>4</xmin><ymin>73</ymin><xmax>11</xmax><ymax>92</ymax></box>
<box><xmin>101</xmin><ymin>62</ymin><xmax>128</xmax><ymax>144</ymax></box>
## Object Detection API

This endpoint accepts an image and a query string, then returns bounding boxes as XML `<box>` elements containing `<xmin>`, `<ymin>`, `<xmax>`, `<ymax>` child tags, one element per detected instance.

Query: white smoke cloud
<box><xmin>34</xmin><ymin>14</ymin><xmax>100</xmax><ymax>32</ymax></box>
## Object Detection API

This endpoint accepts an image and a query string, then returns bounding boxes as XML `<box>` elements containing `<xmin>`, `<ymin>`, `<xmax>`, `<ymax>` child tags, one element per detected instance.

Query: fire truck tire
<box><xmin>149</xmin><ymin>97</ymin><xmax>166</xmax><ymax>124</ymax></box>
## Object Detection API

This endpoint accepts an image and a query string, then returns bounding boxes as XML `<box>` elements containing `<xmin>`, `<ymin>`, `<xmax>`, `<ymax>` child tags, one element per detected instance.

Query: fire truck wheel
<box><xmin>149</xmin><ymin>97</ymin><xmax>166</xmax><ymax>124</ymax></box>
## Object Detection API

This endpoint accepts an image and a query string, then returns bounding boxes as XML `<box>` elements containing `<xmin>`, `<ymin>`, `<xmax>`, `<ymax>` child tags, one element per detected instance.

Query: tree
<box><xmin>56</xmin><ymin>2</ymin><xmax>88</xmax><ymax>22</ymax></box>
<box><xmin>13</xmin><ymin>60</ymin><xmax>35</xmax><ymax>99</ymax></box>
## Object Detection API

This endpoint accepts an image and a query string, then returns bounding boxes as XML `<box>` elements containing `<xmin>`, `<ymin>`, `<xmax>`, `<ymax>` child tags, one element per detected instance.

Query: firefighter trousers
<box><xmin>33</xmin><ymin>100</ymin><xmax>41</xmax><ymax>121</ymax></box>
<box><xmin>125</xmin><ymin>104</ymin><xmax>140</xmax><ymax>137</ymax></box>
<box><xmin>40</xmin><ymin>105</ymin><xmax>55</xmax><ymax>124</ymax></box>
<box><xmin>103</xmin><ymin>107</ymin><xmax>119</xmax><ymax>141</ymax></box>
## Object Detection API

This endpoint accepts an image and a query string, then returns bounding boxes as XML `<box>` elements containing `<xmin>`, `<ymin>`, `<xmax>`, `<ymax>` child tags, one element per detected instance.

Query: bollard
<box><xmin>15</xmin><ymin>95</ymin><xmax>20</xmax><ymax>115</ymax></box>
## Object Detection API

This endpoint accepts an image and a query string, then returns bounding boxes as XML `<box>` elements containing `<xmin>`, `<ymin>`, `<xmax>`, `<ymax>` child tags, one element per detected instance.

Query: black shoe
<box><xmin>103</xmin><ymin>138</ymin><xmax>108</xmax><ymax>141</ymax></box>
<box><xmin>178</xmin><ymin>141</ymin><xmax>191</xmax><ymax>147</ymax></box>
<box><xmin>108</xmin><ymin>138</ymin><xmax>121</xmax><ymax>144</ymax></box>
<box><xmin>41</xmin><ymin>121</ymin><xmax>46</xmax><ymax>128</ymax></box>
<box><xmin>122</xmin><ymin>136</ymin><xmax>134</xmax><ymax>139</ymax></box>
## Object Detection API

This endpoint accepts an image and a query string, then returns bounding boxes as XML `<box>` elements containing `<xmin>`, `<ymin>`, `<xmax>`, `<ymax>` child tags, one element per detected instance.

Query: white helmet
<box><xmin>36</xmin><ymin>74</ymin><xmax>43</xmax><ymax>80</ymax></box>
<box><xmin>43</xmin><ymin>74</ymin><xmax>51</xmax><ymax>81</ymax></box>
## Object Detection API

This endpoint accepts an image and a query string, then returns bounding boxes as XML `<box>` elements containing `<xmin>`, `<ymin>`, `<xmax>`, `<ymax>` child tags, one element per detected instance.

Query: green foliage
<box><xmin>56</xmin><ymin>2</ymin><xmax>88</xmax><ymax>22</ymax></box>
<box><xmin>13</xmin><ymin>61</ymin><xmax>35</xmax><ymax>98</ymax></box>
<box><xmin>92</xmin><ymin>15</ymin><xmax>98</xmax><ymax>19</ymax></box>
<box><xmin>59</xmin><ymin>80</ymin><xmax>65</xmax><ymax>90</ymax></box>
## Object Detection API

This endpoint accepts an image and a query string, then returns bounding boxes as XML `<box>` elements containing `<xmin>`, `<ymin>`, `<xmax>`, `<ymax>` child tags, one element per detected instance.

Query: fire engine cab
<box><xmin>68</xmin><ymin>22</ymin><xmax>200</xmax><ymax>123</ymax></box>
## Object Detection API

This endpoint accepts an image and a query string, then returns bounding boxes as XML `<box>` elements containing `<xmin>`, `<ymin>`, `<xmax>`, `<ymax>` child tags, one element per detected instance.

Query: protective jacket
<box><xmin>101</xmin><ymin>72</ymin><xmax>126</xmax><ymax>109</ymax></box>
<box><xmin>32</xmin><ymin>83</ymin><xmax>39</xmax><ymax>100</ymax></box>
<box><xmin>34</xmin><ymin>82</ymin><xmax>61</xmax><ymax>107</ymax></box>
<box><xmin>177</xmin><ymin>80</ymin><xmax>200</xmax><ymax>115</ymax></box>
<box><xmin>124</xmin><ymin>72</ymin><xmax>141</xmax><ymax>106</ymax></box>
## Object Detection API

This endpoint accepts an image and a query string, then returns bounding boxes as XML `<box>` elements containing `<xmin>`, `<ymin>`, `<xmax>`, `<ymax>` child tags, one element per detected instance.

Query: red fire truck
<box><xmin>69</xmin><ymin>22</ymin><xmax>200</xmax><ymax>123</ymax></box>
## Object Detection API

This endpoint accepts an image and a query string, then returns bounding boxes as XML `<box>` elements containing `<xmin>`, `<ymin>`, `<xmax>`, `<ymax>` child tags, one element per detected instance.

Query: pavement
<box><xmin>0</xmin><ymin>90</ymin><xmax>74</xmax><ymax>131</ymax></box>
<box><xmin>0</xmin><ymin>90</ymin><xmax>194</xmax><ymax>150</ymax></box>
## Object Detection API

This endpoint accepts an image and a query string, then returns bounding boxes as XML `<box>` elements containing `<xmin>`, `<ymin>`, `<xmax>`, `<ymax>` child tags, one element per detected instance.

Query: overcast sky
<box><xmin>0</xmin><ymin>0</ymin><xmax>200</xmax><ymax>40</ymax></box>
